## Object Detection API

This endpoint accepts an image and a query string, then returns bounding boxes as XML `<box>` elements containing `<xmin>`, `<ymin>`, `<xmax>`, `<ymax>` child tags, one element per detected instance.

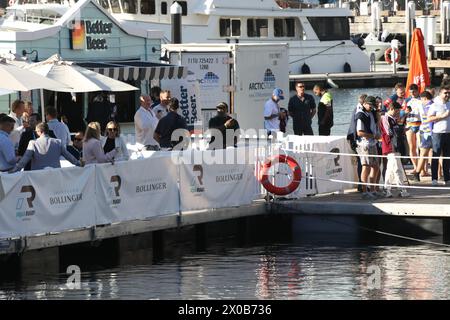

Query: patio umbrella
<box><xmin>405</xmin><ymin>28</ymin><xmax>430</xmax><ymax>96</ymax></box>
<box><xmin>0</xmin><ymin>58</ymin><xmax>73</xmax><ymax>92</ymax></box>
<box><xmin>26</xmin><ymin>54</ymin><xmax>139</xmax><ymax>92</ymax></box>
<box><xmin>0</xmin><ymin>89</ymin><xmax>14</xmax><ymax>96</ymax></box>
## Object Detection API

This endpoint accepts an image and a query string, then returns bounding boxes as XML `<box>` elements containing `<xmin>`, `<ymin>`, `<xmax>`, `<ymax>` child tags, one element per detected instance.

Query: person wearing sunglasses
<box><xmin>83</xmin><ymin>122</ymin><xmax>117</xmax><ymax>165</ymax></box>
<box><xmin>427</xmin><ymin>85</ymin><xmax>450</xmax><ymax>186</ymax></box>
<box><xmin>101</xmin><ymin>121</ymin><xmax>129</xmax><ymax>161</ymax></box>
<box><xmin>288</xmin><ymin>81</ymin><xmax>316</xmax><ymax>136</ymax></box>
<box><xmin>67</xmin><ymin>131</ymin><xmax>84</xmax><ymax>161</ymax></box>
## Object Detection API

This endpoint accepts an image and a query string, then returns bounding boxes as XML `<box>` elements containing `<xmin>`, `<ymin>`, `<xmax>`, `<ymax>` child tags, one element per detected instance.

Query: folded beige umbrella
<box><xmin>26</xmin><ymin>54</ymin><xmax>139</xmax><ymax>92</ymax></box>
<box><xmin>0</xmin><ymin>58</ymin><xmax>73</xmax><ymax>91</ymax></box>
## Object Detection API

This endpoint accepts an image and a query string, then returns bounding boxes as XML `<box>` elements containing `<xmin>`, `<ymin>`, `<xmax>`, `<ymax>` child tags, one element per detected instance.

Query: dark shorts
<box><xmin>420</xmin><ymin>132</ymin><xmax>432</xmax><ymax>149</ymax></box>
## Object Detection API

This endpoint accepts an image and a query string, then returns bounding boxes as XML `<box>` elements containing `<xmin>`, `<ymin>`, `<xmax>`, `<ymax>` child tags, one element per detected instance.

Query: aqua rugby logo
<box><xmin>326</xmin><ymin>147</ymin><xmax>343</xmax><ymax>176</ymax></box>
<box><xmin>109</xmin><ymin>175</ymin><xmax>122</xmax><ymax>206</ymax></box>
<box><xmin>190</xmin><ymin>165</ymin><xmax>205</xmax><ymax>193</ymax></box>
<box><xmin>248</xmin><ymin>69</ymin><xmax>276</xmax><ymax>91</ymax></box>
<box><xmin>16</xmin><ymin>185</ymin><xmax>36</xmax><ymax>220</ymax></box>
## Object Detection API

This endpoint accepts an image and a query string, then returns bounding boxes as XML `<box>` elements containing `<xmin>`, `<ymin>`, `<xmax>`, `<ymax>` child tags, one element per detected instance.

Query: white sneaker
<box><xmin>432</xmin><ymin>180</ymin><xmax>439</xmax><ymax>186</ymax></box>
<box><xmin>384</xmin><ymin>190</ymin><xmax>393</xmax><ymax>198</ymax></box>
<box><xmin>400</xmin><ymin>190</ymin><xmax>410</xmax><ymax>197</ymax></box>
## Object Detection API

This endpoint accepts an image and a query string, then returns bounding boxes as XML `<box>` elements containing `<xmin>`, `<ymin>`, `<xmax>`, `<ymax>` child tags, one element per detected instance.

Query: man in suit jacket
<box><xmin>17</xmin><ymin>113</ymin><xmax>57</xmax><ymax>171</ymax></box>
<box><xmin>11</xmin><ymin>123</ymin><xmax>80</xmax><ymax>172</ymax></box>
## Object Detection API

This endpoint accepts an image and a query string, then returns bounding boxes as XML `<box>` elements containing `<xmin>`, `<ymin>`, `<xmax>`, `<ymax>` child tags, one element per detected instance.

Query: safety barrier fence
<box><xmin>0</xmin><ymin>147</ymin><xmax>268</xmax><ymax>239</ymax></box>
<box><xmin>3</xmin><ymin>135</ymin><xmax>446</xmax><ymax>240</ymax></box>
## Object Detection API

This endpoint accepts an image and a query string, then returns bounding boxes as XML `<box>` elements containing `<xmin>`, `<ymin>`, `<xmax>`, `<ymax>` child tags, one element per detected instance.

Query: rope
<box><xmin>267</xmin><ymin>169</ymin><xmax>450</xmax><ymax>190</ymax></box>
<box><xmin>277</xmin><ymin>205</ymin><xmax>450</xmax><ymax>248</ymax></box>
<box><xmin>310</xmin><ymin>175</ymin><xmax>450</xmax><ymax>190</ymax></box>
<box><xmin>289</xmin><ymin>41</ymin><xmax>346</xmax><ymax>65</ymax></box>
<box><xmin>283</xmin><ymin>148</ymin><xmax>450</xmax><ymax>160</ymax></box>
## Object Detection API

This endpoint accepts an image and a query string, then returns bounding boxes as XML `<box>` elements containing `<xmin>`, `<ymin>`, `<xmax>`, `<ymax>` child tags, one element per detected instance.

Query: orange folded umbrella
<box><xmin>405</xmin><ymin>28</ymin><xmax>430</xmax><ymax>97</ymax></box>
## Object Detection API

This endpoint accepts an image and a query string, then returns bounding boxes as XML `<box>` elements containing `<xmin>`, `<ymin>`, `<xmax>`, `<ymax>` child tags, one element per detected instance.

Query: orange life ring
<box><xmin>259</xmin><ymin>154</ymin><xmax>301</xmax><ymax>196</ymax></box>
<box><xmin>384</xmin><ymin>48</ymin><xmax>401</xmax><ymax>64</ymax></box>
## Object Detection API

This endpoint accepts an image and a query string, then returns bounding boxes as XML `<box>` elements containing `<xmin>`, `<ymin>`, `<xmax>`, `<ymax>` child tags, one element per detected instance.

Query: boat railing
<box><xmin>24</xmin><ymin>12</ymin><xmax>60</xmax><ymax>23</ymax></box>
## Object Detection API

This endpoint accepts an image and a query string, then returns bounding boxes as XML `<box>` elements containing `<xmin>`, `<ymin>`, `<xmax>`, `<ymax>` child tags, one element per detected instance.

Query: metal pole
<box><xmin>375</xmin><ymin>1</ymin><xmax>382</xmax><ymax>38</ymax></box>
<box><xmin>40</xmin><ymin>89</ymin><xmax>45</xmax><ymax>122</ymax></box>
<box><xmin>170</xmin><ymin>2</ymin><xmax>182</xmax><ymax>44</ymax></box>
<box><xmin>391</xmin><ymin>39</ymin><xmax>399</xmax><ymax>74</ymax></box>
<box><xmin>443</xmin><ymin>1</ymin><xmax>450</xmax><ymax>44</ymax></box>
<box><xmin>370</xmin><ymin>1</ymin><xmax>377</xmax><ymax>34</ymax></box>
<box><xmin>406</xmin><ymin>1</ymin><xmax>416</xmax><ymax>62</ymax></box>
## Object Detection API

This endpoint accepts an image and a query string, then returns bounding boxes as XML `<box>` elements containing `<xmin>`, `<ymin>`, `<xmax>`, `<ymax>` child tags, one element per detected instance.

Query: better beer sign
<box><xmin>70</xmin><ymin>20</ymin><xmax>113</xmax><ymax>50</ymax></box>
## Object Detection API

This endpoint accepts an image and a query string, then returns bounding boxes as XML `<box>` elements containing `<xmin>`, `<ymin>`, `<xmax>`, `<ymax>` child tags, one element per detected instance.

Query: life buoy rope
<box><xmin>384</xmin><ymin>47</ymin><xmax>401</xmax><ymax>64</ymax></box>
<box><xmin>259</xmin><ymin>154</ymin><xmax>301</xmax><ymax>196</ymax></box>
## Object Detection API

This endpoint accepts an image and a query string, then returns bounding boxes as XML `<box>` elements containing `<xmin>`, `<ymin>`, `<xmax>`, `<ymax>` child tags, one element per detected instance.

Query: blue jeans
<box><xmin>431</xmin><ymin>132</ymin><xmax>450</xmax><ymax>182</ymax></box>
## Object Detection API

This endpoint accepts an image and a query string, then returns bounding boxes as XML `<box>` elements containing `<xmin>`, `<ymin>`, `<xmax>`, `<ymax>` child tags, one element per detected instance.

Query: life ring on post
<box><xmin>8</xmin><ymin>0</ymin><xmax>15</xmax><ymax>6</ymax></box>
<box><xmin>280</xmin><ymin>1</ymin><xmax>288</xmax><ymax>9</ymax></box>
<box><xmin>259</xmin><ymin>155</ymin><xmax>302</xmax><ymax>196</ymax></box>
<box><xmin>384</xmin><ymin>47</ymin><xmax>401</xmax><ymax>64</ymax></box>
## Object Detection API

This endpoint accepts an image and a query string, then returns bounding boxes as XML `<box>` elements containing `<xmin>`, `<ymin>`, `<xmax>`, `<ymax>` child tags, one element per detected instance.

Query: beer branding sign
<box><xmin>70</xmin><ymin>20</ymin><xmax>113</xmax><ymax>51</ymax></box>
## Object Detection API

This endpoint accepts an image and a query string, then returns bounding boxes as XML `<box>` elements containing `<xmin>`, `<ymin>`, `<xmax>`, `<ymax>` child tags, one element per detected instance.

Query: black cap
<box><xmin>216</xmin><ymin>102</ymin><xmax>228</xmax><ymax>111</ymax></box>
<box><xmin>364</xmin><ymin>96</ymin><xmax>377</xmax><ymax>106</ymax></box>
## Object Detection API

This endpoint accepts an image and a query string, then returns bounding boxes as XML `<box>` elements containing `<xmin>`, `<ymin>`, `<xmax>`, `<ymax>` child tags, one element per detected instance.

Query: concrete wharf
<box><xmin>2</xmin><ymin>184</ymin><xmax>450</xmax><ymax>278</ymax></box>
<box><xmin>289</xmin><ymin>70</ymin><xmax>408</xmax><ymax>88</ymax></box>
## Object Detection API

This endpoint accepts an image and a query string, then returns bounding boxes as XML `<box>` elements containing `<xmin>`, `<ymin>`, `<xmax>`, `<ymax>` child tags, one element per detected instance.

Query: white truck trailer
<box><xmin>160</xmin><ymin>43</ymin><xmax>289</xmax><ymax>132</ymax></box>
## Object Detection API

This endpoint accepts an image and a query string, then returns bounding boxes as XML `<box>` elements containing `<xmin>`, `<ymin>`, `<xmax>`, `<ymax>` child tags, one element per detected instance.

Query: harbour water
<box><xmin>1</xmin><ymin>239</ymin><xmax>449</xmax><ymax>299</ymax></box>
<box><xmin>2</xmin><ymin>87</ymin><xmax>448</xmax><ymax>300</ymax></box>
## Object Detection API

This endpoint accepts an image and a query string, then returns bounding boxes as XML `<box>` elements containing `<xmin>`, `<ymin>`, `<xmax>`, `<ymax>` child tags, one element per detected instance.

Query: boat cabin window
<box><xmin>307</xmin><ymin>17</ymin><xmax>350</xmax><ymax>41</ymax></box>
<box><xmin>219</xmin><ymin>19</ymin><xmax>241</xmax><ymax>37</ymax></box>
<box><xmin>110</xmin><ymin>0</ymin><xmax>122</xmax><ymax>13</ymax></box>
<box><xmin>247</xmin><ymin>19</ymin><xmax>268</xmax><ymax>38</ymax></box>
<box><xmin>274</xmin><ymin>18</ymin><xmax>295</xmax><ymax>37</ymax></box>
<box><xmin>141</xmin><ymin>0</ymin><xmax>156</xmax><ymax>14</ymax></box>
<box><xmin>161</xmin><ymin>1</ymin><xmax>167</xmax><ymax>14</ymax></box>
<box><xmin>98</xmin><ymin>0</ymin><xmax>109</xmax><ymax>11</ymax></box>
<box><xmin>122</xmin><ymin>0</ymin><xmax>138</xmax><ymax>13</ymax></box>
<box><xmin>175</xmin><ymin>1</ymin><xmax>188</xmax><ymax>16</ymax></box>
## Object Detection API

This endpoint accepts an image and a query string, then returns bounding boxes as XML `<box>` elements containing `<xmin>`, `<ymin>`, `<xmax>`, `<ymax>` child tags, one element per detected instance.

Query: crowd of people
<box><xmin>345</xmin><ymin>83</ymin><xmax>449</xmax><ymax>199</ymax></box>
<box><xmin>0</xmin><ymin>99</ymin><xmax>129</xmax><ymax>172</ymax></box>
<box><xmin>2</xmin><ymin>80</ymin><xmax>450</xmax><ymax>200</ymax></box>
<box><xmin>263</xmin><ymin>83</ymin><xmax>334</xmax><ymax>137</ymax></box>
<box><xmin>0</xmin><ymin>86</ymin><xmax>242</xmax><ymax>173</ymax></box>
<box><xmin>284</xmin><ymin>80</ymin><xmax>450</xmax><ymax>198</ymax></box>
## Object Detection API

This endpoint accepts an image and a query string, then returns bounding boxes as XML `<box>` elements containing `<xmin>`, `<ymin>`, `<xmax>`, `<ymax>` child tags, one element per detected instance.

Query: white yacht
<box><xmin>1</xmin><ymin>0</ymin><xmax>370</xmax><ymax>73</ymax></box>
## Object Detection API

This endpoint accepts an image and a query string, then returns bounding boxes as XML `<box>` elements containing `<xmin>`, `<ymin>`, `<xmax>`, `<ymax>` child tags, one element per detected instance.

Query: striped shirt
<box><xmin>419</xmin><ymin>101</ymin><xmax>433</xmax><ymax>133</ymax></box>
<box><xmin>405</xmin><ymin>96</ymin><xmax>422</xmax><ymax>128</ymax></box>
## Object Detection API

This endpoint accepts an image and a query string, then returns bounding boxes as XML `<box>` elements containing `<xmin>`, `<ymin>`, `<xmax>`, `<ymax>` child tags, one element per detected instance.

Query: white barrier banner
<box><xmin>0</xmin><ymin>166</ymin><xmax>96</xmax><ymax>239</ymax></box>
<box><xmin>278</xmin><ymin>136</ymin><xmax>357</xmax><ymax>197</ymax></box>
<box><xmin>179</xmin><ymin>149</ymin><xmax>257</xmax><ymax>211</ymax></box>
<box><xmin>95</xmin><ymin>157</ymin><xmax>180</xmax><ymax>225</ymax></box>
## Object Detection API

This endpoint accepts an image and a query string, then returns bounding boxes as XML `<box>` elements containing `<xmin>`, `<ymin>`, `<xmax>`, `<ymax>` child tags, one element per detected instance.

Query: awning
<box><xmin>76</xmin><ymin>61</ymin><xmax>187</xmax><ymax>81</ymax></box>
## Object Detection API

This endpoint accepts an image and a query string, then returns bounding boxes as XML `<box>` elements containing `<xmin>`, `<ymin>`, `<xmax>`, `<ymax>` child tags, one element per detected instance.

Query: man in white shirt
<box><xmin>427</xmin><ymin>85</ymin><xmax>450</xmax><ymax>186</ymax></box>
<box><xmin>0</xmin><ymin>115</ymin><xmax>17</xmax><ymax>172</ymax></box>
<box><xmin>9</xmin><ymin>99</ymin><xmax>25</xmax><ymax>129</ymax></box>
<box><xmin>264</xmin><ymin>88</ymin><xmax>284</xmax><ymax>136</ymax></box>
<box><xmin>152</xmin><ymin>90</ymin><xmax>171</xmax><ymax>120</ymax></box>
<box><xmin>45</xmin><ymin>106</ymin><xmax>71</xmax><ymax>147</ymax></box>
<box><xmin>134</xmin><ymin>95</ymin><xmax>160</xmax><ymax>150</ymax></box>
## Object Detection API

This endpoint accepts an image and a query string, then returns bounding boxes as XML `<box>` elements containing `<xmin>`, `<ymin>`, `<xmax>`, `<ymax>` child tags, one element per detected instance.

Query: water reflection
<box><xmin>1</xmin><ymin>244</ymin><xmax>450</xmax><ymax>299</ymax></box>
